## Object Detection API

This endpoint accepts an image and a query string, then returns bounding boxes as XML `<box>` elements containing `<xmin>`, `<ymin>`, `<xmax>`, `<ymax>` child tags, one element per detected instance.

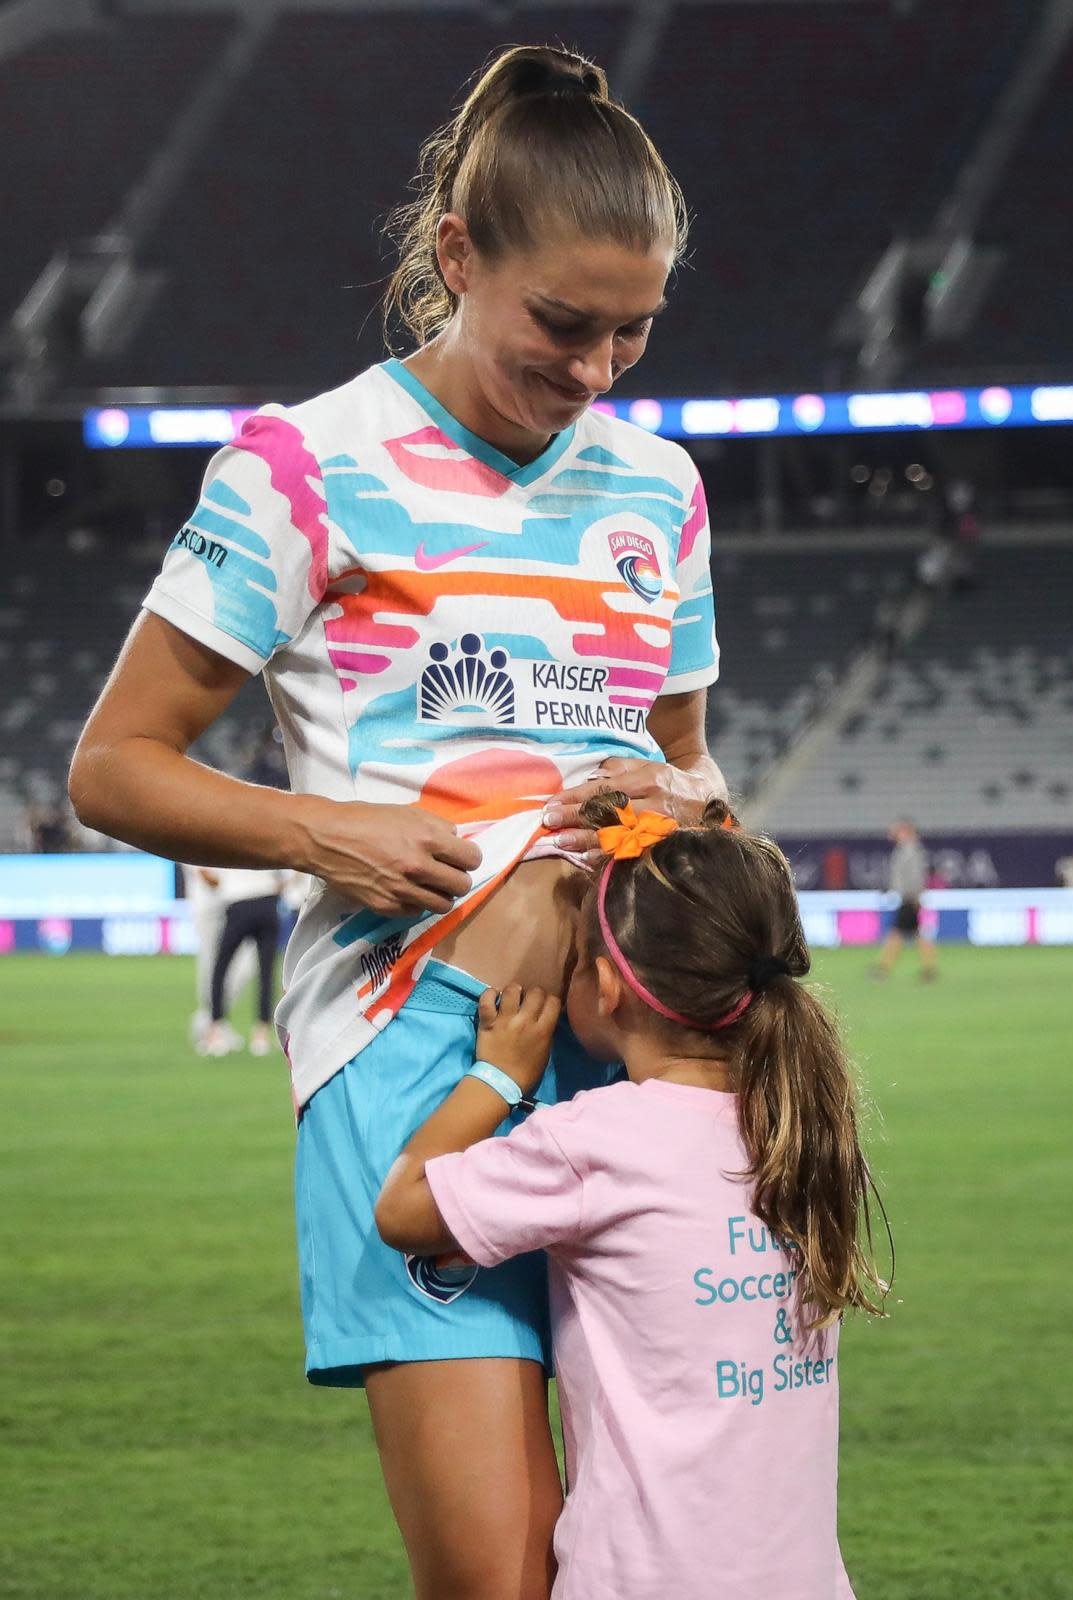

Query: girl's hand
<box><xmin>475</xmin><ymin>983</ymin><xmax>561</xmax><ymax>1095</ymax></box>
<box><xmin>298</xmin><ymin>796</ymin><xmax>482</xmax><ymax>916</ymax></box>
<box><xmin>541</xmin><ymin>757</ymin><xmax>713</xmax><ymax>856</ymax></box>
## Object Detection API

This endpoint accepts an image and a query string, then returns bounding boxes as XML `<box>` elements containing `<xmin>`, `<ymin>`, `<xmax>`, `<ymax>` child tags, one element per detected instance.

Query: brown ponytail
<box><xmin>579</xmin><ymin>793</ymin><xmax>887</xmax><ymax>1328</ymax></box>
<box><xmin>383</xmin><ymin>44</ymin><xmax>688</xmax><ymax>349</ymax></box>
<box><xmin>734</xmin><ymin>976</ymin><xmax>885</xmax><ymax>1327</ymax></box>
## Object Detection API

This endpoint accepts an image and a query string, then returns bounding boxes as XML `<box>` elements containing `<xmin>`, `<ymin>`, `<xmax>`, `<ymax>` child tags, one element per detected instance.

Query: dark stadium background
<box><xmin>1</xmin><ymin>4</ymin><xmax>1070</xmax><ymax>1598</ymax></box>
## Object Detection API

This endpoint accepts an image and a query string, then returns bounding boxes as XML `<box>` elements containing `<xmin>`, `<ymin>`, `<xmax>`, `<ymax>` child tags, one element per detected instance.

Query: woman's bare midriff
<box><xmin>434</xmin><ymin>857</ymin><xmax>587</xmax><ymax>997</ymax></box>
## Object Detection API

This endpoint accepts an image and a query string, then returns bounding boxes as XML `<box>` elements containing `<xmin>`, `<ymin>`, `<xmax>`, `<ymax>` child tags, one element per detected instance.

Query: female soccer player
<box><xmin>70</xmin><ymin>45</ymin><xmax>722</xmax><ymax>1599</ymax></box>
<box><xmin>378</xmin><ymin>797</ymin><xmax>885</xmax><ymax>1598</ymax></box>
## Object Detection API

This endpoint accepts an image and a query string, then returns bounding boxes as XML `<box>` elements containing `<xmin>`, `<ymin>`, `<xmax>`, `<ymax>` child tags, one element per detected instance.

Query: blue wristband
<box><xmin>466</xmin><ymin>1060</ymin><xmax>527</xmax><ymax>1110</ymax></box>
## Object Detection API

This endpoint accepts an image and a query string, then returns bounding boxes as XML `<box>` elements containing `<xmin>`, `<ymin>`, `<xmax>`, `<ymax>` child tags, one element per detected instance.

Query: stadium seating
<box><xmin>762</xmin><ymin>539</ymin><xmax>1073</xmax><ymax>833</ymax></box>
<box><xmin>955</xmin><ymin>37</ymin><xmax>1073</xmax><ymax>376</ymax></box>
<box><xmin>0</xmin><ymin>534</ymin><xmax>272</xmax><ymax>850</ymax></box>
<box><xmin>73</xmin><ymin>6</ymin><xmax>623</xmax><ymax>395</ymax></box>
<box><xmin>0</xmin><ymin>12</ymin><xmax>234</xmax><ymax>323</ymax></box>
<box><xmin>49</xmin><ymin>0</ymin><xmax>1056</xmax><ymax>398</ymax></box>
<box><xmin>636</xmin><ymin>0</ymin><xmax>1045</xmax><ymax>394</ymax></box>
<box><xmin>707</xmin><ymin>540</ymin><xmax>920</xmax><ymax>798</ymax></box>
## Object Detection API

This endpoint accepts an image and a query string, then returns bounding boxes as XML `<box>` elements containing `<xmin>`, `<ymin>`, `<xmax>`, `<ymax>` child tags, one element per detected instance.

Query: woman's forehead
<box><xmin>512</xmin><ymin>235</ymin><xmax>673</xmax><ymax>319</ymax></box>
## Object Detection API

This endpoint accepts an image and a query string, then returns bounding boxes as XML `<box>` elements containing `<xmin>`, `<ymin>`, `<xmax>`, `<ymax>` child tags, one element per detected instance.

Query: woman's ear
<box><xmin>435</xmin><ymin>213</ymin><xmax>472</xmax><ymax>297</ymax></box>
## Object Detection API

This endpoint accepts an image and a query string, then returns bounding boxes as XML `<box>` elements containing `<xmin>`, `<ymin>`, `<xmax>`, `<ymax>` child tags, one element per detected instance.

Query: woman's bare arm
<box><xmin>646</xmin><ymin>687</ymin><xmax>727</xmax><ymax>802</ymax></box>
<box><xmin>69</xmin><ymin>612</ymin><xmax>481</xmax><ymax>916</ymax></box>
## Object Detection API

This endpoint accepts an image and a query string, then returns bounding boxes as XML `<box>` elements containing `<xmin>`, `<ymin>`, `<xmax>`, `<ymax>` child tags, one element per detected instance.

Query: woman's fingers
<box><xmin>548</xmin><ymin>827</ymin><xmax>600</xmax><ymax>855</ymax></box>
<box><xmin>411</xmin><ymin>858</ymin><xmax>479</xmax><ymax>903</ymax></box>
<box><xmin>317</xmin><ymin>806</ymin><xmax>484</xmax><ymax>915</ymax></box>
<box><xmin>544</xmin><ymin>763</ymin><xmax>669</xmax><ymax>829</ymax></box>
<box><xmin>430</xmin><ymin>829</ymin><xmax>483</xmax><ymax>870</ymax></box>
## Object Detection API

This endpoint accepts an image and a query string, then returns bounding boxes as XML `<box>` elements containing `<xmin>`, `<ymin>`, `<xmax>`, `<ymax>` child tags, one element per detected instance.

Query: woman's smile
<box><xmin>537</xmin><ymin>372</ymin><xmax>595</xmax><ymax>403</ymax></box>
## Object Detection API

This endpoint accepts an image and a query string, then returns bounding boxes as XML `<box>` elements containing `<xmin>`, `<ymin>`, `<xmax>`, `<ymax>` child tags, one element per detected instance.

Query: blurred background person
<box><xmin>871</xmin><ymin>818</ymin><xmax>939</xmax><ymax>982</ymax></box>
<box><xmin>201</xmin><ymin>866</ymin><xmax>285</xmax><ymax>1057</ymax></box>
<box><xmin>25</xmin><ymin>799</ymin><xmax>73</xmax><ymax>854</ymax></box>
<box><xmin>184</xmin><ymin>863</ymin><xmax>259</xmax><ymax>1055</ymax></box>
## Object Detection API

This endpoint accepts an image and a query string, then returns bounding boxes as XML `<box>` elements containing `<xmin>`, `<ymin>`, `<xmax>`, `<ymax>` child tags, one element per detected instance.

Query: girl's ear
<box><xmin>594</xmin><ymin>955</ymin><xmax>625</xmax><ymax>1019</ymax></box>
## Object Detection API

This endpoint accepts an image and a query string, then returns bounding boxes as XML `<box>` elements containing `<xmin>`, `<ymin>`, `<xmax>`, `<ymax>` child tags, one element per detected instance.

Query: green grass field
<box><xmin>2</xmin><ymin>946</ymin><xmax>1070</xmax><ymax>1599</ymax></box>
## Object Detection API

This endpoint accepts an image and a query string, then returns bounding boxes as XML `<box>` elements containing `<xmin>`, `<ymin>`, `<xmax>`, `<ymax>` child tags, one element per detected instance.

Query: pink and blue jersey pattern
<box><xmin>146</xmin><ymin>360</ymin><xmax>717</xmax><ymax>1108</ymax></box>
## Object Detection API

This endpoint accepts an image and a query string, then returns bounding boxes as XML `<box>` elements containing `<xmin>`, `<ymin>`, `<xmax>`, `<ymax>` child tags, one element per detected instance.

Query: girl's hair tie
<box><xmin>748</xmin><ymin>955</ymin><xmax>792</xmax><ymax>990</ymax></box>
<box><xmin>596</xmin><ymin>802</ymin><xmax>679</xmax><ymax>860</ymax></box>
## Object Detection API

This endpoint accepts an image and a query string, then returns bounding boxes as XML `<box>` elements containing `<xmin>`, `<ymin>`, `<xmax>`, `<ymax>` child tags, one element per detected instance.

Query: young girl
<box><xmin>377</xmin><ymin>795</ymin><xmax>885</xmax><ymax>1599</ymax></box>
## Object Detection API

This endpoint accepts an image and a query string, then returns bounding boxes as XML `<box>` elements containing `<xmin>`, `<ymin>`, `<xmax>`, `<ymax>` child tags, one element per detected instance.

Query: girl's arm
<box><xmin>69</xmin><ymin>612</ymin><xmax>482</xmax><ymax>916</ymax></box>
<box><xmin>375</xmin><ymin>985</ymin><xmax>560</xmax><ymax>1254</ymax></box>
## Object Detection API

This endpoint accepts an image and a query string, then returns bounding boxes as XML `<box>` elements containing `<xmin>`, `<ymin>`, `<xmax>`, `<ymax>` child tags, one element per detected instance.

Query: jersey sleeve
<box><xmin>663</xmin><ymin>467</ymin><xmax>719</xmax><ymax>694</ymax></box>
<box><xmin>143</xmin><ymin>407</ymin><xmax>331</xmax><ymax>674</ymax></box>
<box><xmin>424</xmin><ymin>1108</ymin><xmax>587</xmax><ymax>1267</ymax></box>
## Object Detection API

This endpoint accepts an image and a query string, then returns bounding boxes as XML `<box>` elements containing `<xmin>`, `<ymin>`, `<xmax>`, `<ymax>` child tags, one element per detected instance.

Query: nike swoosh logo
<box><xmin>414</xmin><ymin>540</ymin><xmax>489</xmax><ymax>570</ymax></box>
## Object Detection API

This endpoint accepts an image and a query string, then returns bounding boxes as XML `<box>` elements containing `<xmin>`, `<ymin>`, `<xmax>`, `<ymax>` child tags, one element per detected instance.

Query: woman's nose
<box><xmin>569</xmin><ymin>337</ymin><xmax>615</xmax><ymax>395</ymax></box>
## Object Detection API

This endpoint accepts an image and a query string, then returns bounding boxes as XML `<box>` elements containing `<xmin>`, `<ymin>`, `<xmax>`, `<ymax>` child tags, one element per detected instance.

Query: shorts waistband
<box><xmin>407</xmin><ymin>958</ymin><xmax>487</xmax><ymax>1014</ymax></box>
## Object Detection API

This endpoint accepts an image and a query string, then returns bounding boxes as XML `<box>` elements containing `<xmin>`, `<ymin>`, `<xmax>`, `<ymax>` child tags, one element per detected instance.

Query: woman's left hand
<box><xmin>541</xmin><ymin>757</ymin><xmax>714</xmax><ymax>857</ymax></box>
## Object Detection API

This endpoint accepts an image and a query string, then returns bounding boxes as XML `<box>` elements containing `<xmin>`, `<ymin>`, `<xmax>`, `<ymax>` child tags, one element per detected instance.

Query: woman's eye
<box><xmin>532</xmin><ymin>310</ymin><xmax>651</xmax><ymax>342</ymax></box>
<box><xmin>536</xmin><ymin>315</ymin><xmax>582</xmax><ymax>340</ymax></box>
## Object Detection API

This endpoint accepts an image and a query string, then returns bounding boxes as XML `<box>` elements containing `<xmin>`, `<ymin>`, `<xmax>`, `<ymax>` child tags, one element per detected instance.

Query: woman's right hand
<box><xmin>298</xmin><ymin>796</ymin><xmax>482</xmax><ymax>916</ymax></box>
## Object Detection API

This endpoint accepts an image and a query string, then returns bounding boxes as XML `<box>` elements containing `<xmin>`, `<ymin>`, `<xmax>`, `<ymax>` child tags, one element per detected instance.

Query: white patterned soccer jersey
<box><xmin>145</xmin><ymin>359</ymin><xmax>718</xmax><ymax>1108</ymax></box>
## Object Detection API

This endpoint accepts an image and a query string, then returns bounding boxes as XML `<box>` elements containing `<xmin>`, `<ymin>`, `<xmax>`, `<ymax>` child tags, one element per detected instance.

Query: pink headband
<box><xmin>596</xmin><ymin>861</ymin><xmax>754</xmax><ymax>1031</ymax></box>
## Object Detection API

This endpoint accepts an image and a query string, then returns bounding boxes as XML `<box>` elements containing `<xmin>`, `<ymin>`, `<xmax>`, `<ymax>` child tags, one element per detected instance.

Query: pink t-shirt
<box><xmin>426</xmin><ymin>1079</ymin><xmax>856</xmax><ymax>1600</ymax></box>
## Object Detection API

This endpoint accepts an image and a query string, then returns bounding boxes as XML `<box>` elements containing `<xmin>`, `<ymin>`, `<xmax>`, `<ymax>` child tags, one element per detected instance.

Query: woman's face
<box><xmin>444</xmin><ymin>224</ymin><xmax>674</xmax><ymax>438</ymax></box>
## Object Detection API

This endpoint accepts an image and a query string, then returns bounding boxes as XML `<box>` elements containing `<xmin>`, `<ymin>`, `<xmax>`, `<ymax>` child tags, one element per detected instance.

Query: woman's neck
<box><xmin>402</xmin><ymin>336</ymin><xmax>553</xmax><ymax>466</ymax></box>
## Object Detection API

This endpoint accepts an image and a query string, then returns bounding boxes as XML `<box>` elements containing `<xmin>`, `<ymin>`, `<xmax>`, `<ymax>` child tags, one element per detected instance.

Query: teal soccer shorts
<box><xmin>294</xmin><ymin>958</ymin><xmax>615</xmax><ymax>1386</ymax></box>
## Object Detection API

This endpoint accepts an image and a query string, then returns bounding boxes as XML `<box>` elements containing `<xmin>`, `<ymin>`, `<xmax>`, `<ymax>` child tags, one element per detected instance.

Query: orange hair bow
<box><xmin>597</xmin><ymin>802</ymin><xmax>679</xmax><ymax>860</ymax></box>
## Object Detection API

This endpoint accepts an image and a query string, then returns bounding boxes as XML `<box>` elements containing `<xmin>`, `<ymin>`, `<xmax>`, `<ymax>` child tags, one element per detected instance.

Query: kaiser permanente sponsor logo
<box><xmin>525</xmin><ymin>661</ymin><xmax>645</xmax><ymax>734</ymax></box>
<box><xmin>418</xmin><ymin>637</ymin><xmax>646</xmax><ymax>734</ymax></box>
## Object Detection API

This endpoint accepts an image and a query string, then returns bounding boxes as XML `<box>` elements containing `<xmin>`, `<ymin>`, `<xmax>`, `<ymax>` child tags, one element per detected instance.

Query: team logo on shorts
<box><xmin>418</xmin><ymin>634</ymin><xmax>516</xmax><ymax>726</ymax></box>
<box><xmin>405</xmin><ymin>1250</ymin><xmax>480</xmax><ymax>1303</ymax></box>
<box><xmin>608</xmin><ymin>531</ymin><xmax>662</xmax><ymax>603</ymax></box>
